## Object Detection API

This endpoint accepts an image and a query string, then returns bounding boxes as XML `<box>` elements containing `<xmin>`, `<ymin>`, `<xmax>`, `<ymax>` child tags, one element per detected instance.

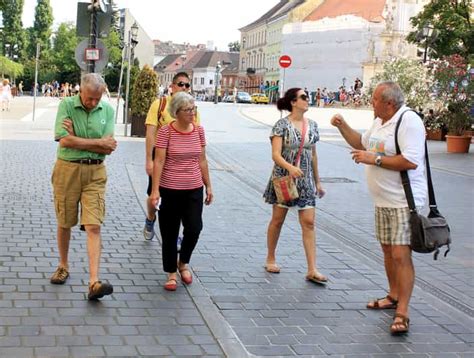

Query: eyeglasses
<box><xmin>175</xmin><ymin>81</ymin><xmax>191</xmax><ymax>89</ymax></box>
<box><xmin>298</xmin><ymin>94</ymin><xmax>309</xmax><ymax>101</ymax></box>
<box><xmin>179</xmin><ymin>106</ymin><xmax>197</xmax><ymax>113</ymax></box>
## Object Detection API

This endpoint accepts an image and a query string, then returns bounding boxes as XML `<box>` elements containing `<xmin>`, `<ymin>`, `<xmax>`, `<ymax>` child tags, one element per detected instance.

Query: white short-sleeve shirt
<box><xmin>361</xmin><ymin>106</ymin><xmax>427</xmax><ymax>208</ymax></box>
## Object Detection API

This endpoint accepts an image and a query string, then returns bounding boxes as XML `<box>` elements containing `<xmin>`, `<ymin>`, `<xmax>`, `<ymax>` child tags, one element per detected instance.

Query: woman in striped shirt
<box><xmin>150</xmin><ymin>92</ymin><xmax>213</xmax><ymax>291</ymax></box>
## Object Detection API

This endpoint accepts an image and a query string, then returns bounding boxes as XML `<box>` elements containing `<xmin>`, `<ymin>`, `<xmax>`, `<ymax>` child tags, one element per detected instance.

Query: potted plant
<box><xmin>424</xmin><ymin>108</ymin><xmax>448</xmax><ymax>141</ymax></box>
<box><xmin>430</xmin><ymin>54</ymin><xmax>472</xmax><ymax>153</ymax></box>
<box><xmin>130</xmin><ymin>65</ymin><xmax>158</xmax><ymax>137</ymax></box>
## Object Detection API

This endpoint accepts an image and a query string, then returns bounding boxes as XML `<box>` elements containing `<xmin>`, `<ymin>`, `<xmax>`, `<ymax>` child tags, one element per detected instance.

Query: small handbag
<box><xmin>395</xmin><ymin>110</ymin><xmax>451</xmax><ymax>260</ymax></box>
<box><xmin>272</xmin><ymin>119</ymin><xmax>307</xmax><ymax>204</ymax></box>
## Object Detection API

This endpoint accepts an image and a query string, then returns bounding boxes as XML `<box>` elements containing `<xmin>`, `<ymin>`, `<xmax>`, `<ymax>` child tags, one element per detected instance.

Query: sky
<box><xmin>22</xmin><ymin>0</ymin><xmax>280</xmax><ymax>50</ymax></box>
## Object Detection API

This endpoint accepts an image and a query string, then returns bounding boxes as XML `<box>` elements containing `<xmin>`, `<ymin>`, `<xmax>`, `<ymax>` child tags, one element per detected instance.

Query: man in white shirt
<box><xmin>331</xmin><ymin>81</ymin><xmax>427</xmax><ymax>335</ymax></box>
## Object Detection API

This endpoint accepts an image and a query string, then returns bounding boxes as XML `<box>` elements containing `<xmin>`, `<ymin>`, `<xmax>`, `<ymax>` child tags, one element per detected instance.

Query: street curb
<box><xmin>125</xmin><ymin>163</ymin><xmax>253</xmax><ymax>358</ymax></box>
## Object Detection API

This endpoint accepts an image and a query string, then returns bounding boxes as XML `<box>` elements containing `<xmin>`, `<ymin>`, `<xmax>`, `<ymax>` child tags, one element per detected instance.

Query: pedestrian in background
<box><xmin>149</xmin><ymin>92</ymin><xmax>213</xmax><ymax>291</ymax></box>
<box><xmin>143</xmin><ymin>72</ymin><xmax>200</xmax><ymax>240</ymax></box>
<box><xmin>50</xmin><ymin>73</ymin><xmax>117</xmax><ymax>300</ymax></box>
<box><xmin>1</xmin><ymin>78</ymin><xmax>12</xmax><ymax>111</ymax></box>
<box><xmin>331</xmin><ymin>81</ymin><xmax>426</xmax><ymax>335</ymax></box>
<box><xmin>263</xmin><ymin>87</ymin><xmax>327</xmax><ymax>284</ymax></box>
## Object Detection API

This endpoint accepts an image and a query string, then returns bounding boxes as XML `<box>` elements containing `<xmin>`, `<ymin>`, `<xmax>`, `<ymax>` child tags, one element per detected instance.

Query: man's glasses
<box><xmin>298</xmin><ymin>94</ymin><xmax>309</xmax><ymax>101</ymax></box>
<box><xmin>176</xmin><ymin>81</ymin><xmax>191</xmax><ymax>89</ymax></box>
<box><xmin>179</xmin><ymin>106</ymin><xmax>197</xmax><ymax>113</ymax></box>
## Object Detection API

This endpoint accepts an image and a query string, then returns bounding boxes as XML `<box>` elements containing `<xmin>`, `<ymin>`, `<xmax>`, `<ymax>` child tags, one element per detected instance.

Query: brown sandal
<box><xmin>390</xmin><ymin>313</ymin><xmax>410</xmax><ymax>335</ymax></box>
<box><xmin>367</xmin><ymin>295</ymin><xmax>398</xmax><ymax>310</ymax></box>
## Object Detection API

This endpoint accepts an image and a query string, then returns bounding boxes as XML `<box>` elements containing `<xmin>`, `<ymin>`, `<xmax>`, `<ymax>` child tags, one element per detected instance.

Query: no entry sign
<box><xmin>279</xmin><ymin>55</ymin><xmax>292</xmax><ymax>68</ymax></box>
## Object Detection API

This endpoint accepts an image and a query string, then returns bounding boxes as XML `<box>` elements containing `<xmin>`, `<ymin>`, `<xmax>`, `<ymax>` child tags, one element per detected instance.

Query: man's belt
<box><xmin>69</xmin><ymin>159</ymin><xmax>103</xmax><ymax>165</ymax></box>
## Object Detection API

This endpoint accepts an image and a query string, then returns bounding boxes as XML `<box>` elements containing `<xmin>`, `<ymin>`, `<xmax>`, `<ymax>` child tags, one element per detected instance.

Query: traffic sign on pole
<box><xmin>279</xmin><ymin>55</ymin><xmax>292</xmax><ymax>68</ymax></box>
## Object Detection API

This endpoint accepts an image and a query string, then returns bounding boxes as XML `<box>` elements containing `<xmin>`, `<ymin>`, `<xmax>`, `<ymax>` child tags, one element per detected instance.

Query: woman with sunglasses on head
<box><xmin>150</xmin><ymin>92</ymin><xmax>213</xmax><ymax>291</ymax></box>
<box><xmin>263</xmin><ymin>88</ymin><xmax>327</xmax><ymax>284</ymax></box>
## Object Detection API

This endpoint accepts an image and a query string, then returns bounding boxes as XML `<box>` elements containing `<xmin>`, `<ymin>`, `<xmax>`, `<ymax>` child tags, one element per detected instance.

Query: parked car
<box><xmin>251</xmin><ymin>93</ymin><xmax>269</xmax><ymax>104</ymax></box>
<box><xmin>236</xmin><ymin>91</ymin><xmax>252</xmax><ymax>103</ymax></box>
<box><xmin>223</xmin><ymin>95</ymin><xmax>235</xmax><ymax>103</ymax></box>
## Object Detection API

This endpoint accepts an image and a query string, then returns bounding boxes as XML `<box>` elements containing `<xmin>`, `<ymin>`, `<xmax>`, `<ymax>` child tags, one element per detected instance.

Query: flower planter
<box><xmin>446</xmin><ymin>135</ymin><xmax>471</xmax><ymax>153</ymax></box>
<box><xmin>426</xmin><ymin>128</ymin><xmax>446</xmax><ymax>141</ymax></box>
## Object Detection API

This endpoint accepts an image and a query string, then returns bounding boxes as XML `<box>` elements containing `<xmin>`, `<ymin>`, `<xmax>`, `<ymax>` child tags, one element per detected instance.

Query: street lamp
<box><xmin>214</xmin><ymin>61</ymin><xmax>221</xmax><ymax>104</ymax></box>
<box><xmin>422</xmin><ymin>24</ymin><xmax>434</xmax><ymax>63</ymax></box>
<box><xmin>123</xmin><ymin>21</ymin><xmax>139</xmax><ymax>136</ymax></box>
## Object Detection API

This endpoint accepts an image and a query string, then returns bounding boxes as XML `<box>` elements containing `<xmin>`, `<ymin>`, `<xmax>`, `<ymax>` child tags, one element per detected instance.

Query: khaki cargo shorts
<box><xmin>52</xmin><ymin>159</ymin><xmax>107</xmax><ymax>228</ymax></box>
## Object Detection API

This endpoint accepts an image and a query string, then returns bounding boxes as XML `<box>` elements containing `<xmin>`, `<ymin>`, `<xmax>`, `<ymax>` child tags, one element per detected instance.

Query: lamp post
<box><xmin>214</xmin><ymin>61</ymin><xmax>221</xmax><ymax>104</ymax></box>
<box><xmin>422</xmin><ymin>24</ymin><xmax>434</xmax><ymax>63</ymax></box>
<box><xmin>123</xmin><ymin>21</ymin><xmax>139</xmax><ymax>136</ymax></box>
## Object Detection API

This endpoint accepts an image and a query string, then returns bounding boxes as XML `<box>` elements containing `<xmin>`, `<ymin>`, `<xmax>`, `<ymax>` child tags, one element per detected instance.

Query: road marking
<box><xmin>20</xmin><ymin>108</ymin><xmax>48</xmax><ymax>122</ymax></box>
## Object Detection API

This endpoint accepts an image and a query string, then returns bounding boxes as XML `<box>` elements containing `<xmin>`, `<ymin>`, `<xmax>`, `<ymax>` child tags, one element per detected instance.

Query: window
<box><xmin>210</xmin><ymin>79</ymin><xmax>213</xmax><ymax>85</ymax></box>
<box><xmin>200</xmin><ymin>77</ymin><xmax>204</xmax><ymax>85</ymax></box>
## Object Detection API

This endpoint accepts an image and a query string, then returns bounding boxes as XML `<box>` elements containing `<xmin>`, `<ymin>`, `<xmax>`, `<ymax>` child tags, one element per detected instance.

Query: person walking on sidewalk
<box><xmin>330</xmin><ymin>81</ymin><xmax>426</xmax><ymax>335</ymax></box>
<box><xmin>149</xmin><ymin>92</ymin><xmax>213</xmax><ymax>291</ymax></box>
<box><xmin>50</xmin><ymin>73</ymin><xmax>117</xmax><ymax>300</ymax></box>
<box><xmin>263</xmin><ymin>88</ymin><xmax>327</xmax><ymax>284</ymax></box>
<box><xmin>143</xmin><ymin>72</ymin><xmax>201</xmax><ymax>240</ymax></box>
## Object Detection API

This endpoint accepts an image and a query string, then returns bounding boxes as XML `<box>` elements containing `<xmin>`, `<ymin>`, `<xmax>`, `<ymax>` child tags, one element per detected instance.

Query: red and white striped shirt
<box><xmin>155</xmin><ymin>122</ymin><xmax>206</xmax><ymax>190</ymax></box>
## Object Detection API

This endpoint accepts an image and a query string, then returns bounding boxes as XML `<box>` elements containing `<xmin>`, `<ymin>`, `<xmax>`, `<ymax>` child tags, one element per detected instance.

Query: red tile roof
<box><xmin>304</xmin><ymin>0</ymin><xmax>386</xmax><ymax>23</ymax></box>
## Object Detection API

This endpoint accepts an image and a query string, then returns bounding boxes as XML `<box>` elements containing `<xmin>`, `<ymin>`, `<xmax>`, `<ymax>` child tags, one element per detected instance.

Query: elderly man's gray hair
<box><xmin>81</xmin><ymin>73</ymin><xmax>106</xmax><ymax>92</ymax></box>
<box><xmin>169</xmin><ymin>92</ymin><xmax>195</xmax><ymax>118</ymax></box>
<box><xmin>377</xmin><ymin>81</ymin><xmax>405</xmax><ymax>109</ymax></box>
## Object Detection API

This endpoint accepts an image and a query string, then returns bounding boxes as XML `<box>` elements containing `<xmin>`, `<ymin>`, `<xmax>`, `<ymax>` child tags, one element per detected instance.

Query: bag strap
<box><xmin>157</xmin><ymin>96</ymin><xmax>167</xmax><ymax>127</ymax></box>
<box><xmin>294</xmin><ymin>119</ymin><xmax>307</xmax><ymax>167</ymax></box>
<box><xmin>394</xmin><ymin>109</ymin><xmax>437</xmax><ymax>212</ymax></box>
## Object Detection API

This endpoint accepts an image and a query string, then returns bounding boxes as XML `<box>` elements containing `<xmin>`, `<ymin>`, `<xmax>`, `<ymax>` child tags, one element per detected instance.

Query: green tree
<box><xmin>103</xmin><ymin>28</ymin><xmax>123</xmax><ymax>91</ymax></box>
<box><xmin>407</xmin><ymin>0</ymin><xmax>473</xmax><ymax>61</ymax></box>
<box><xmin>130</xmin><ymin>64</ymin><xmax>157</xmax><ymax>117</ymax></box>
<box><xmin>51</xmin><ymin>22</ymin><xmax>80</xmax><ymax>85</ymax></box>
<box><xmin>1</xmin><ymin>0</ymin><xmax>26</xmax><ymax>61</ymax></box>
<box><xmin>27</xmin><ymin>0</ymin><xmax>54</xmax><ymax>58</ymax></box>
<box><xmin>366</xmin><ymin>58</ymin><xmax>433</xmax><ymax>110</ymax></box>
<box><xmin>228</xmin><ymin>41</ymin><xmax>240</xmax><ymax>52</ymax></box>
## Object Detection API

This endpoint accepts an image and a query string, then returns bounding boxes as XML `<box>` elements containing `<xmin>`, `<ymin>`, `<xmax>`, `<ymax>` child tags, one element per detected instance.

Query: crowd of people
<box><xmin>46</xmin><ymin>71</ymin><xmax>425</xmax><ymax>337</ymax></box>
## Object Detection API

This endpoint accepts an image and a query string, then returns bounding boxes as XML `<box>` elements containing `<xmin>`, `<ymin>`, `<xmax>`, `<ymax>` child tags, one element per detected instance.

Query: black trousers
<box><xmin>158</xmin><ymin>186</ymin><xmax>203</xmax><ymax>273</ymax></box>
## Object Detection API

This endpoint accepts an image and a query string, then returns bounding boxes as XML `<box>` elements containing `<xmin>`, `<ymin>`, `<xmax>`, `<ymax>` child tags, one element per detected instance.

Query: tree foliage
<box><xmin>0</xmin><ymin>55</ymin><xmax>24</xmax><ymax>78</ymax></box>
<box><xmin>1</xmin><ymin>0</ymin><xmax>26</xmax><ymax>61</ymax></box>
<box><xmin>407</xmin><ymin>0</ymin><xmax>473</xmax><ymax>61</ymax></box>
<box><xmin>228</xmin><ymin>41</ymin><xmax>240</xmax><ymax>52</ymax></box>
<box><xmin>366</xmin><ymin>58</ymin><xmax>433</xmax><ymax>109</ymax></box>
<box><xmin>130</xmin><ymin>64</ymin><xmax>158</xmax><ymax>117</ymax></box>
<box><xmin>51</xmin><ymin>22</ymin><xmax>80</xmax><ymax>85</ymax></box>
<box><xmin>27</xmin><ymin>0</ymin><xmax>54</xmax><ymax>58</ymax></box>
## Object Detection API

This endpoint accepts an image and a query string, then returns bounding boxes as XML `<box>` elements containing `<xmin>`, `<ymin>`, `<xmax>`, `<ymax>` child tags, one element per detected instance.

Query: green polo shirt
<box><xmin>54</xmin><ymin>95</ymin><xmax>115</xmax><ymax>161</ymax></box>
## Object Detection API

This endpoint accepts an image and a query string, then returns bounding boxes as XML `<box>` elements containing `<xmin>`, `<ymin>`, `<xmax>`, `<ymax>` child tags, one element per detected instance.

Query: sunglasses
<box><xmin>298</xmin><ymin>94</ymin><xmax>309</xmax><ymax>101</ymax></box>
<box><xmin>179</xmin><ymin>106</ymin><xmax>197</xmax><ymax>113</ymax></box>
<box><xmin>176</xmin><ymin>81</ymin><xmax>191</xmax><ymax>89</ymax></box>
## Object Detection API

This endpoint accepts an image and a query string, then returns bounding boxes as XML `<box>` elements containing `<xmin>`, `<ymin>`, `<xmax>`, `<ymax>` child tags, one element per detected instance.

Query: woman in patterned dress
<box><xmin>262</xmin><ymin>88</ymin><xmax>327</xmax><ymax>284</ymax></box>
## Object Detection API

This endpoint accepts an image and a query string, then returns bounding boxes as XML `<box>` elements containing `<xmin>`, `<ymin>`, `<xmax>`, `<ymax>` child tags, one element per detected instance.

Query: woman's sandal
<box><xmin>390</xmin><ymin>313</ymin><xmax>410</xmax><ymax>335</ymax></box>
<box><xmin>179</xmin><ymin>269</ymin><xmax>193</xmax><ymax>285</ymax></box>
<box><xmin>164</xmin><ymin>278</ymin><xmax>178</xmax><ymax>291</ymax></box>
<box><xmin>305</xmin><ymin>272</ymin><xmax>328</xmax><ymax>285</ymax></box>
<box><xmin>367</xmin><ymin>295</ymin><xmax>398</xmax><ymax>310</ymax></box>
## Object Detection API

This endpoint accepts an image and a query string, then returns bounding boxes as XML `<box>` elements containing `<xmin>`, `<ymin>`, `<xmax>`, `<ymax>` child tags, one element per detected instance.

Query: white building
<box><xmin>280</xmin><ymin>0</ymin><xmax>429</xmax><ymax>91</ymax></box>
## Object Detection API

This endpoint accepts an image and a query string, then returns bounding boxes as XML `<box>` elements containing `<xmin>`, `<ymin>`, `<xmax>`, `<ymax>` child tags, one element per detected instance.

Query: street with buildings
<box><xmin>0</xmin><ymin>96</ymin><xmax>472</xmax><ymax>357</ymax></box>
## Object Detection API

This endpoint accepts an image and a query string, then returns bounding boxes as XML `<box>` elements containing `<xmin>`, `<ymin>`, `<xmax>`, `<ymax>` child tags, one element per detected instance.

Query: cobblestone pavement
<box><xmin>0</xmin><ymin>98</ymin><xmax>473</xmax><ymax>357</ymax></box>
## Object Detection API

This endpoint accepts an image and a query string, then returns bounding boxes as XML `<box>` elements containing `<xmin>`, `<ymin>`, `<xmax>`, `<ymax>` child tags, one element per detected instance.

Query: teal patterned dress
<box><xmin>263</xmin><ymin>116</ymin><xmax>320</xmax><ymax>207</ymax></box>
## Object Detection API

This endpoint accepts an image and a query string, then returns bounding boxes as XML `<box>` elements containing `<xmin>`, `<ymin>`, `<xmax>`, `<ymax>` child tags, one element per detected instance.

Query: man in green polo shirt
<box><xmin>50</xmin><ymin>73</ymin><xmax>117</xmax><ymax>300</ymax></box>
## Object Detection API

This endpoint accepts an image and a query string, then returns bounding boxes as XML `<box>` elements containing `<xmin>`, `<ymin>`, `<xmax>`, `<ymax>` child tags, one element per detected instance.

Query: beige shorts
<box><xmin>52</xmin><ymin>159</ymin><xmax>107</xmax><ymax>228</ymax></box>
<box><xmin>375</xmin><ymin>207</ymin><xmax>411</xmax><ymax>246</ymax></box>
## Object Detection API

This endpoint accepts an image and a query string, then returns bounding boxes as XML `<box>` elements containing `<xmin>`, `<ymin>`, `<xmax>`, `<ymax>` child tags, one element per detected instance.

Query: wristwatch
<box><xmin>375</xmin><ymin>155</ymin><xmax>382</xmax><ymax>167</ymax></box>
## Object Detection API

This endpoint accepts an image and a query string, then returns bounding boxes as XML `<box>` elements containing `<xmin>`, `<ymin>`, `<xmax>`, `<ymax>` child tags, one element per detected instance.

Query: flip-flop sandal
<box><xmin>179</xmin><ymin>269</ymin><xmax>193</xmax><ymax>285</ymax></box>
<box><xmin>390</xmin><ymin>313</ymin><xmax>410</xmax><ymax>335</ymax></box>
<box><xmin>164</xmin><ymin>278</ymin><xmax>178</xmax><ymax>291</ymax></box>
<box><xmin>306</xmin><ymin>273</ymin><xmax>328</xmax><ymax>285</ymax></box>
<box><xmin>367</xmin><ymin>295</ymin><xmax>398</xmax><ymax>310</ymax></box>
<box><xmin>264</xmin><ymin>263</ymin><xmax>281</xmax><ymax>273</ymax></box>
